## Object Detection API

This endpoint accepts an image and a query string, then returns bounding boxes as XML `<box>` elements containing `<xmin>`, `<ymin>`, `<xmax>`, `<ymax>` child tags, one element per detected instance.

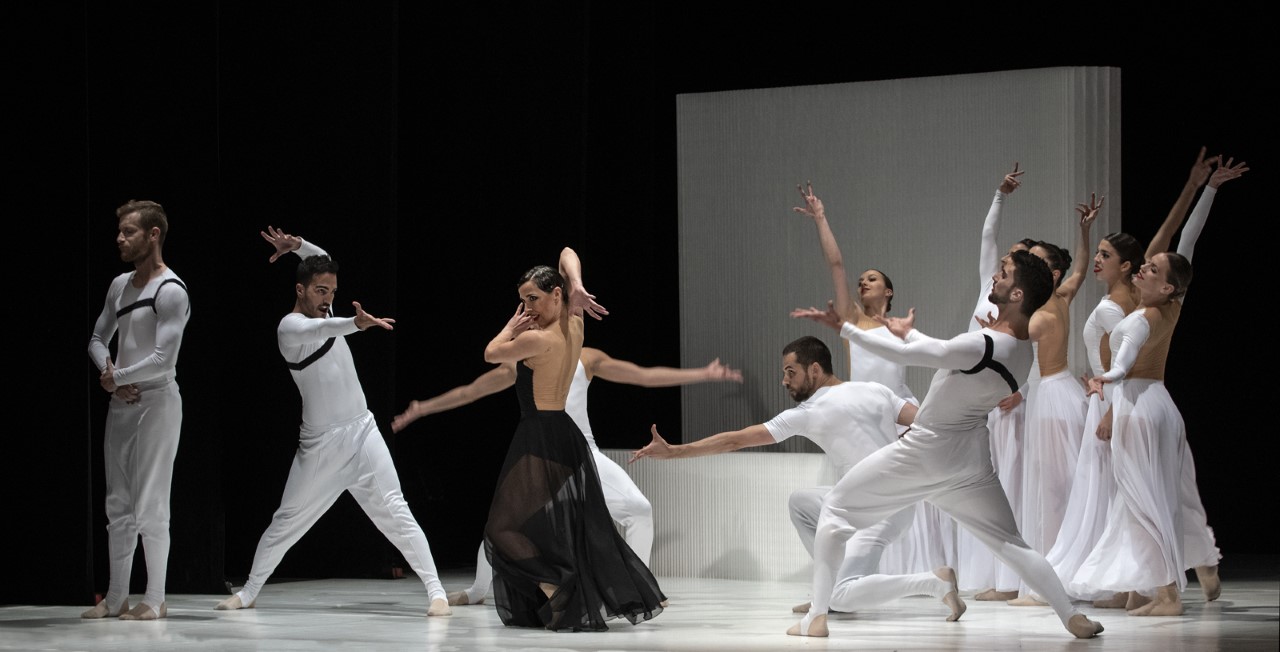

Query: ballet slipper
<box><xmin>791</xmin><ymin>601</ymin><xmax>811</xmax><ymax>613</ymax></box>
<box><xmin>1127</xmin><ymin>584</ymin><xmax>1182</xmax><ymax>617</ymax></box>
<box><xmin>81</xmin><ymin>598</ymin><xmax>128</xmax><ymax>619</ymax></box>
<box><xmin>1066</xmin><ymin>614</ymin><xmax>1104</xmax><ymax>638</ymax></box>
<box><xmin>974</xmin><ymin>588</ymin><xmax>1018</xmax><ymax>601</ymax></box>
<box><xmin>786</xmin><ymin>613</ymin><xmax>828</xmax><ymax>637</ymax></box>
<box><xmin>1006</xmin><ymin>595</ymin><xmax>1049</xmax><ymax>607</ymax></box>
<box><xmin>427</xmin><ymin>598</ymin><xmax>452</xmax><ymax>617</ymax></box>
<box><xmin>934</xmin><ymin>567</ymin><xmax>966</xmax><ymax>622</ymax></box>
<box><xmin>118</xmin><ymin>601</ymin><xmax>166</xmax><ymax>620</ymax></box>
<box><xmin>659</xmin><ymin>599</ymin><xmax>669</xmax><ymax>607</ymax></box>
<box><xmin>446</xmin><ymin>590</ymin><xmax>482</xmax><ymax>606</ymax></box>
<box><xmin>1195</xmin><ymin>565</ymin><xmax>1221</xmax><ymax>602</ymax></box>
<box><xmin>1092</xmin><ymin>592</ymin><xmax>1128</xmax><ymax>609</ymax></box>
<box><xmin>214</xmin><ymin>595</ymin><xmax>255</xmax><ymax>610</ymax></box>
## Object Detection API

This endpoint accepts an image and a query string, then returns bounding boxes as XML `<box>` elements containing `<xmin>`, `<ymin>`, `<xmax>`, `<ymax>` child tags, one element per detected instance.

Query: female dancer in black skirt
<box><xmin>481</xmin><ymin>247</ymin><xmax>665</xmax><ymax>631</ymax></box>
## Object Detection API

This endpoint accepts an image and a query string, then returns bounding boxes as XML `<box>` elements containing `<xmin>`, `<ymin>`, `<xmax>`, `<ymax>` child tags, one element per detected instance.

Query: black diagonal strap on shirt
<box><xmin>286</xmin><ymin>337</ymin><xmax>337</xmax><ymax>371</ymax></box>
<box><xmin>960</xmin><ymin>334</ymin><xmax>1020</xmax><ymax>394</ymax></box>
<box><xmin>116</xmin><ymin>278</ymin><xmax>190</xmax><ymax>318</ymax></box>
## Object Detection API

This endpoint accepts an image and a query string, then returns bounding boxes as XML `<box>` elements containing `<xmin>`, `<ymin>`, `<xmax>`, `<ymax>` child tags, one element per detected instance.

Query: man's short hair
<box><xmin>782</xmin><ymin>335</ymin><xmax>833</xmax><ymax>374</ymax></box>
<box><xmin>117</xmin><ymin>200</ymin><xmax>168</xmax><ymax>244</ymax></box>
<box><xmin>297</xmin><ymin>255</ymin><xmax>339</xmax><ymax>286</ymax></box>
<box><xmin>1011</xmin><ymin>250</ymin><xmax>1053</xmax><ymax>316</ymax></box>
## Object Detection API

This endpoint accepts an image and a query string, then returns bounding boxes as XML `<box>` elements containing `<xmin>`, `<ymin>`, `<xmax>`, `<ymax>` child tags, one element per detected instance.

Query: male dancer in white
<box><xmin>790</xmin><ymin>251</ymin><xmax>1104</xmax><ymax>639</ymax></box>
<box><xmin>392</xmin><ymin>350</ymin><xmax>742</xmax><ymax>605</ymax></box>
<box><xmin>632</xmin><ymin>337</ymin><xmax>965</xmax><ymax>620</ymax></box>
<box><xmin>214</xmin><ymin>227</ymin><xmax>450</xmax><ymax>616</ymax></box>
<box><xmin>85</xmin><ymin>200</ymin><xmax>191</xmax><ymax>621</ymax></box>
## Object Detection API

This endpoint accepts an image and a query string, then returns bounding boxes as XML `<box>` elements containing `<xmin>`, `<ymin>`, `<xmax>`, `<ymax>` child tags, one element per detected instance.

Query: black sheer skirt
<box><xmin>483</xmin><ymin>366</ymin><xmax>665</xmax><ymax>631</ymax></box>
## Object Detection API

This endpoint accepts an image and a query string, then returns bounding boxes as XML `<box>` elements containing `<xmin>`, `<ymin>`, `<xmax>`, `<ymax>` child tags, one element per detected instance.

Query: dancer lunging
<box><xmin>215</xmin><ymin>227</ymin><xmax>449</xmax><ymax>616</ymax></box>
<box><xmin>791</xmin><ymin>251</ymin><xmax>1104</xmax><ymax>639</ymax></box>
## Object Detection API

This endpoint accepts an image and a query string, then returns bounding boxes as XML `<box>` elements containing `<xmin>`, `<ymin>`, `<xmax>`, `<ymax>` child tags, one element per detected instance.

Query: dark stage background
<box><xmin>9</xmin><ymin>2</ymin><xmax>1270</xmax><ymax>605</ymax></box>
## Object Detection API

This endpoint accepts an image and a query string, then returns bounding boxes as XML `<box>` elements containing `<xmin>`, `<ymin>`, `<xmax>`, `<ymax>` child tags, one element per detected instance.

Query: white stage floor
<box><xmin>3</xmin><ymin>569</ymin><xmax>1277</xmax><ymax>651</ymax></box>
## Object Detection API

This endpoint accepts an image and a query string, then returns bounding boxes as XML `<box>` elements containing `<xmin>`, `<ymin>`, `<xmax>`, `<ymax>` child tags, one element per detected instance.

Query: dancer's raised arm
<box><xmin>559</xmin><ymin>246</ymin><xmax>606</xmax><ymax>320</ymax></box>
<box><xmin>1056</xmin><ymin>194</ymin><xmax>1103</xmax><ymax>302</ymax></box>
<box><xmin>794</xmin><ymin>181</ymin><xmax>855</xmax><ymax>321</ymax></box>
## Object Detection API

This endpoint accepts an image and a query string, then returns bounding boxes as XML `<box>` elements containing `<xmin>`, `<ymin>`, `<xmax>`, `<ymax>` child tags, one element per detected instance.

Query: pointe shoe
<box><xmin>214</xmin><ymin>595</ymin><xmax>255</xmax><ymax>610</ymax></box>
<box><xmin>791</xmin><ymin>601</ymin><xmax>811</xmax><ymax>613</ymax></box>
<box><xmin>118</xmin><ymin>602</ymin><xmax>166</xmax><ymax>621</ymax></box>
<box><xmin>446</xmin><ymin>591</ymin><xmax>482</xmax><ymax>606</ymax></box>
<box><xmin>1196</xmin><ymin>565</ymin><xmax>1222</xmax><ymax>602</ymax></box>
<box><xmin>427</xmin><ymin>598</ymin><xmax>452</xmax><ymax>617</ymax></box>
<box><xmin>934</xmin><ymin>567</ymin><xmax>966</xmax><ymax>622</ymax></box>
<box><xmin>974</xmin><ymin>588</ymin><xmax>1018</xmax><ymax>601</ymax></box>
<box><xmin>1092</xmin><ymin>592</ymin><xmax>1128</xmax><ymax>609</ymax></box>
<box><xmin>659</xmin><ymin>599</ymin><xmax>669</xmax><ymax>608</ymax></box>
<box><xmin>1066</xmin><ymin>614</ymin><xmax>1104</xmax><ymax>639</ymax></box>
<box><xmin>786</xmin><ymin>613</ymin><xmax>828</xmax><ymax>637</ymax></box>
<box><xmin>1006</xmin><ymin>595</ymin><xmax>1049</xmax><ymax>607</ymax></box>
<box><xmin>81</xmin><ymin>598</ymin><xmax>128</xmax><ymax>619</ymax></box>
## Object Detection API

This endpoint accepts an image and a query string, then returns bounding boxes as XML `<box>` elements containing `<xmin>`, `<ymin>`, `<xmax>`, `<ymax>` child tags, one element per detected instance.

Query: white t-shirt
<box><xmin>764</xmin><ymin>381</ymin><xmax>906</xmax><ymax>476</ymax></box>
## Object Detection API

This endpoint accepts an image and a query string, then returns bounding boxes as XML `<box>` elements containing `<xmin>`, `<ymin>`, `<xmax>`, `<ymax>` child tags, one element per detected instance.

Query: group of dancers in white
<box><xmin>83</xmin><ymin>147</ymin><xmax>1245</xmax><ymax>640</ymax></box>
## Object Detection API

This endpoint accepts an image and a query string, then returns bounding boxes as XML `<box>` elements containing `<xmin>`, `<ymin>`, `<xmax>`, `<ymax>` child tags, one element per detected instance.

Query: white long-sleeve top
<box><xmin>1082</xmin><ymin>297</ymin><xmax>1127</xmax><ymax>376</ymax></box>
<box><xmin>842</xmin><ymin>322</ymin><xmax>1033</xmax><ymax>433</ymax></box>
<box><xmin>279</xmin><ymin>240</ymin><xmax>368</xmax><ymax>428</ymax></box>
<box><xmin>969</xmin><ymin>190</ymin><xmax>1006</xmax><ymax>333</ymax></box>
<box><xmin>88</xmin><ymin>267</ymin><xmax>190</xmax><ymax>389</ymax></box>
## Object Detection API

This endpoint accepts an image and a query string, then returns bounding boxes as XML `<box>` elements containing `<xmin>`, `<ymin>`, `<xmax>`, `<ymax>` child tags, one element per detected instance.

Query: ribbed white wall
<box><xmin>603</xmin><ymin>449</ymin><xmax>839</xmax><ymax>581</ymax></box>
<box><xmin>676</xmin><ymin>67</ymin><xmax>1121</xmax><ymax>445</ymax></box>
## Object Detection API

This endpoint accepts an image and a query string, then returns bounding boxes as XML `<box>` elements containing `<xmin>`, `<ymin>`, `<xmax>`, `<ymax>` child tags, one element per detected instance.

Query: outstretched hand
<box><xmin>999</xmin><ymin>163</ymin><xmax>1024</xmax><ymax>194</ymax></box>
<box><xmin>873</xmin><ymin>308</ymin><xmax>915</xmax><ymax>340</ymax></box>
<box><xmin>1187</xmin><ymin>146</ymin><xmax>1216</xmax><ymax>187</ymax></box>
<box><xmin>973</xmin><ymin>310</ymin><xmax>997</xmax><ymax>329</ymax></box>
<box><xmin>791</xmin><ymin>300</ymin><xmax>844</xmax><ymax>331</ymax></box>
<box><xmin>391</xmin><ymin>401</ymin><xmax>424</xmax><ymax>433</ymax></box>
<box><xmin>1077</xmin><ymin>193</ymin><xmax>1104</xmax><ymax>229</ymax></box>
<box><xmin>569</xmin><ymin>285</ymin><xmax>608</xmax><ymax>321</ymax></box>
<box><xmin>1208</xmin><ymin>156</ymin><xmax>1249</xmax><ymax>189</ymax></box>
<box><xmin>705</xmin><ymin>358</ymin><xmax>744</xmax><ymax>383</ymax></box>
<box><xmin>629</xmin><ymin>424</ymin><xmax>675</xmax><ymax>464</ymax></box>
<box><xmin>793</xmin><ymin>180</ymin><xmax>826</xmax><ymax>221</ymax></box>
<box><xmin>353</xmin><ymin>301</ymin><xmax>395</xmax><ymax>331</ymax></box>
<box><xmin>261</xmin><ymin>225</ymin><xmax>303</xmax><ymax>263</ymax></box>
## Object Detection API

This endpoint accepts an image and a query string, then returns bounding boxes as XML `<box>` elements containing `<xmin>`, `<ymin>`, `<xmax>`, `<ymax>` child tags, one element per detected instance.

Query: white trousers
<box><xmin>1070</xmin><ymin>379</ymin><xmax>1219</xmax><ymax>596</ymax></box>
<box><xmin>789</xmin><ymin>487</ymin><xmax>918</xmax><ymax>582</ymax></box>
<box><xmin>807</xmin><ymin>424</ymin><xmax>1083</xmax><ymax>631</ymax></box>
<box><xmin>236</xmin><ymin>412</ymin><xmax>445</xmax><ymax>605</ymax></box>
<box><xmin>957</xmin><ymin>401</ymin><xmax>1024</xmax><ymax>591</ymax></box>
<box><xmin>104</xmin><ymin>380</ymin><xmax>182</xmax><ymax>610</ymax></box>
<box><xmin>463</xmin><ymin>446</ymin><xmax>652</xmax><ymax>601</ymax></box>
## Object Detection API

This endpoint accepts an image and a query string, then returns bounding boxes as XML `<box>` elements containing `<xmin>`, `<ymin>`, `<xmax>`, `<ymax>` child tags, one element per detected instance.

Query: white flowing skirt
<box><xmin>1070</xmin><ymin>379</ymin><xmax>1219</xmax><ymax>595</ymax></box>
